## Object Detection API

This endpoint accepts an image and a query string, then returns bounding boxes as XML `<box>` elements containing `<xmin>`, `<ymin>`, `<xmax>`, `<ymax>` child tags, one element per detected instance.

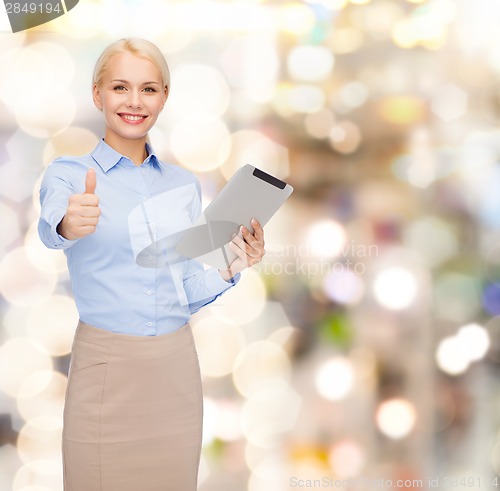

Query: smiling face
<box><xmin>93</xmin><ymin>51</ymin><xmax>168</xmax><ymax>151</ymax></box>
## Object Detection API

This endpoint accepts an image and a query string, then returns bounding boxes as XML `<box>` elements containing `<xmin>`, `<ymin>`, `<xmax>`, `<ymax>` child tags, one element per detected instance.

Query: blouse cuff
<box><xmin>50</xmin><ymin>211</ymin><xmax>78</xmax><ymax>249</ymax></box>
<box><xmin>208</xmin><ymin>267</ymin><xmax>241</xmax><ymax>292</ymax></box>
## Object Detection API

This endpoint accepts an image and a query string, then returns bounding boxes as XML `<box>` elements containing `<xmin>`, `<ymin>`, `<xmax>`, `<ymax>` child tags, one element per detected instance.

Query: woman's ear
<box><xmin>161</xmin><ymin>85</ymin><xmax>169</xmax><ymax>110</ymax></box>
<box><xmin>93</xmin><ymin>84</ymin><xmax>102</xmax><ymax>111</ymax></box>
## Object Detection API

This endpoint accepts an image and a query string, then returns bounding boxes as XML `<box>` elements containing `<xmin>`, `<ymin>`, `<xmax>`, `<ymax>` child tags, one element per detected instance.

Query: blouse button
<box><xmin>146</xmin><ymin>290</ymin><xmax>152</xmax><ymax>296</ymax></box>
<box><xmin>146</xmin><ymin>322</ymin><xmax>153</xmax><ymax>327</ymax></box>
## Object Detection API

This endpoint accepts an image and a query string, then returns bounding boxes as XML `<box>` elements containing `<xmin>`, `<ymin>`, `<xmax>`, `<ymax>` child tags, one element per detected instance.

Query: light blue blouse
<box><xmin>38</xmin><ymin>138</ymin><xmax>239</xmax><ymax>336</ymax></box>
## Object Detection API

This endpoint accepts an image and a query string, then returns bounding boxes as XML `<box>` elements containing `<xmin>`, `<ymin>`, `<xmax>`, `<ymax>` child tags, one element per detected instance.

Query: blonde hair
<box><xmin>92</xmin><ymin>38</ymin><xmax>170</xmax><ymax>93</ymax></box>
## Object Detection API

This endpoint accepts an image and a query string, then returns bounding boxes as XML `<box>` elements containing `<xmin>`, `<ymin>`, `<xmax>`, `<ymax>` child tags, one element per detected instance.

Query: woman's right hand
<box><xmin>57</xmin><ymin>168</ymin><xmax>101</xmax><ymax>240</ymax></box>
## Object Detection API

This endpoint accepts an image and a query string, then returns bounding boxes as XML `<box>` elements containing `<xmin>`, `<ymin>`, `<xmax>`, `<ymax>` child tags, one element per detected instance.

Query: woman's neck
<box><xmin>104</xmin><ymin>133</ymin><xmax>148</xmax><ymax>166</ymax></box>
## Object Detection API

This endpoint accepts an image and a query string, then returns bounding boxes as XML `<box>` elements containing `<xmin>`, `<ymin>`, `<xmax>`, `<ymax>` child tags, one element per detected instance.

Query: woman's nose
<box><xmin>127</xmin><ymin>90</ymin><xmax>143</xmax><ymax>108</ymax></box>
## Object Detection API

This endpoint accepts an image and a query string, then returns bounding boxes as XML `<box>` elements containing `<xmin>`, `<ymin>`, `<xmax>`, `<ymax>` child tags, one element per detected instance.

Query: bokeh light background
<box><xmin>2</xmin><ymin>0</ymin><xmax>500</xmax><ymax>489</ymax></box>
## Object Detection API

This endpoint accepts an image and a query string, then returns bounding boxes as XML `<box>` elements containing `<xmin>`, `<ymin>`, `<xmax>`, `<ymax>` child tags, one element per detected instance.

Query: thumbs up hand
<box><xmin>57</xmin><ymin>168</ymin><xmax>101</xmax><ymax>240</ymax></box>
<box><xmin>85</xmin><ymin>167</ymin><xmax>96</xmax><ymax>194</ymax></box>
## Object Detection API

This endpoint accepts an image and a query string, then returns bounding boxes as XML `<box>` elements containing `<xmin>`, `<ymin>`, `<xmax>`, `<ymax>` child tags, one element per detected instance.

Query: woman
<box><xmin>38</xmin><ymin>38</ymin><xmax>265</xmax><ymax>491</ymax></box>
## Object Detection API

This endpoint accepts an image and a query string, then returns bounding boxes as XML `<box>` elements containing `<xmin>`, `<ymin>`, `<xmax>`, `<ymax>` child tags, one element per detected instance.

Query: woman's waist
<box><xmin>74</xmin><ymin>318</ymin><xmax>193</xmax><ymax>352</ymax></box>
<box><xmin>76</xmin><ymin>309</ymin><xmax>191</xmax><ymax>338</ymax></box>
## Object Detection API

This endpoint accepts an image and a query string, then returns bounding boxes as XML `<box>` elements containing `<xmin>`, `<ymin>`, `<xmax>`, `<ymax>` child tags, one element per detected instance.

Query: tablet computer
<box><xmin>175</xmin><ymin>164</ymin><xmax>294</xmax><ymax>270</ymax></box>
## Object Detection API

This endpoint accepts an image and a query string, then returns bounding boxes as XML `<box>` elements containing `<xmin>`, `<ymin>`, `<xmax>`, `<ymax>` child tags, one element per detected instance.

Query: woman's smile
<box><xmin>117</xmin><ymin>112</ymin><xmax>149</xmax><ymax>124</ymax></box>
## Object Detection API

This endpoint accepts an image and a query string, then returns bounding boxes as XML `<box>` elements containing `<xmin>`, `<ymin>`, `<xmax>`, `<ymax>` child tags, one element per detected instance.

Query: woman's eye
<box><xmin>143</xmin><ymin>87</ymin><xmax>156</xmax><ymax>92</ymax></box>
<box><xmin>113</xmin><ymin>85</ymin><xmax>126</xmax><ymax>91</ymax></box>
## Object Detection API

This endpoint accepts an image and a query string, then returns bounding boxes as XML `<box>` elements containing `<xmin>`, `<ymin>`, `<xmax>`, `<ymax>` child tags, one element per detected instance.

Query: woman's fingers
<box><xmin>228</xmin><ymin>241</ymin><xmax>259</xmax><ymax>267</ymax></box>
<box><xmin>233</xmin><ymin>228</ymin><xmax>264</xmax><ymax>258</ymax></box>
<box><xmin>250</xmin><ymin>218</ymin><xmax>265</xmax><ymax>245</ymax></box>
<box><xmin>228</xmin><ymin>226</ymin><xmax>265</xmax><ymax>267</ymax></box>
<box><xmin>226</xmin><ymin>220</ymin><xmax>266</xmax><ymax>273</ymax></box>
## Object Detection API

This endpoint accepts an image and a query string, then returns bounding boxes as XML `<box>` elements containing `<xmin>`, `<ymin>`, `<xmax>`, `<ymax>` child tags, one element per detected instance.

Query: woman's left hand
<box><xmin>219</xmin><ymin>218</ymin><xmax>266</xmax><ymax>281</ymax></box>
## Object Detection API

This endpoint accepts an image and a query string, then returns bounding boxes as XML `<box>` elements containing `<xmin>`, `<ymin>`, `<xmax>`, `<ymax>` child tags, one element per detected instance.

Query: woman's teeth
<box><xmin>121</xmin><ymin>114</ymin><xmax>144</xmax><ymax>121</ymax></box>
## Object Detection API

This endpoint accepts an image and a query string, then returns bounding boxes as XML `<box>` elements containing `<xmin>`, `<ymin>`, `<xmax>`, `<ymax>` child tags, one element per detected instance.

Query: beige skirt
<box><xmin>62</xmin><ymin>320</ymin><xmax>203</xmax><ymax>491</ymax></box>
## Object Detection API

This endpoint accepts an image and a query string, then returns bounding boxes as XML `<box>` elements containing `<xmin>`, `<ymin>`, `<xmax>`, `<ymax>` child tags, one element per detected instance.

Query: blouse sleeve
<box><xmin>182</xmin><ymin>177</ymin><xmax>240</xmax><ymax>314</ymax></box>
<box><xmin>38</xmin><ymin>159</ymin><xmax>80</xmax><ymax>250</ymax></box>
